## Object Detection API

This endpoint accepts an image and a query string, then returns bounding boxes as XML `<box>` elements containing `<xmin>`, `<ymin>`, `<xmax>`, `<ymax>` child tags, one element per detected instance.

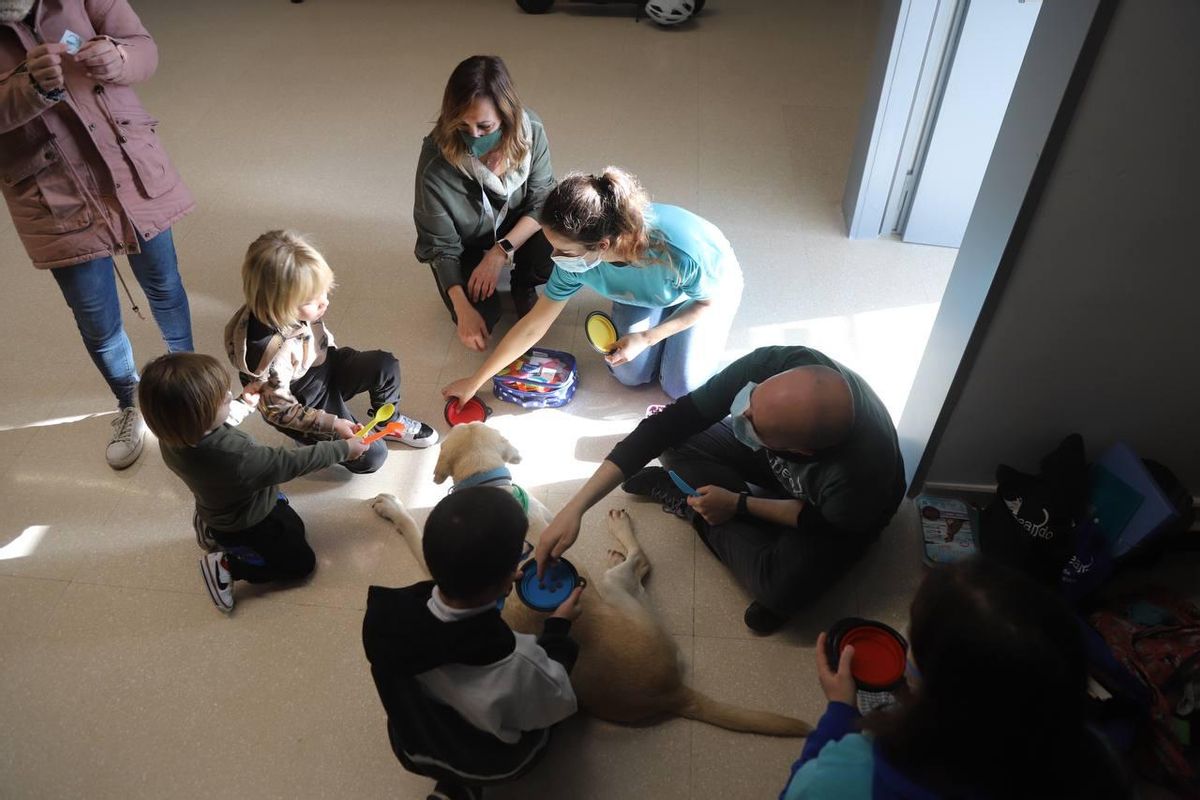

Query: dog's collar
<box><xmin>449</xmin><ymin>467</ymin><xmax>530</xmax><ymax>514</ymax></box>
<box><xmin>450</xmin><ymin>467</ymin><xmax>513</xmax><ymax>492</ymax></box>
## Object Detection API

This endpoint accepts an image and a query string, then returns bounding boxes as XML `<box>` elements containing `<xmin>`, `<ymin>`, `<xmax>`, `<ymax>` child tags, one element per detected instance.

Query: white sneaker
<box><xmin>200</xmin><ymin>552</ymin><xmax>234</xmax><ymax>613</ymax></box>
<box><xmin>106</xmin><ymin>407</ymin><xmax>145</xmax><ymax>469</ymax></box>
<box><xmin>385</xmin><ymin>414</ymin><xmax>440</xmax><ymax>449</ymax></box>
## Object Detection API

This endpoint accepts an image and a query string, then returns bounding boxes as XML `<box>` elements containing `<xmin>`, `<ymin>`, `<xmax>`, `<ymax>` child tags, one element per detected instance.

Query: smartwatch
<box><xmin>497</xmin><ymin>238</ymin><xmax>515</xmax><ymax>265</ymax></box>
<box><xmin>736</xmin><ymin>491</ymin><xmax>750</xmax><ymax>517</ymax></box>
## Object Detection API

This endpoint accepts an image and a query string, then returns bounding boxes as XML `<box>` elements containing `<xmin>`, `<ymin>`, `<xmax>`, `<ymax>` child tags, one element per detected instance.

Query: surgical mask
<box><xmin>730</xmin><ymin>382</ymin><xmax>765</xmax><ymax>451</ymax></box>
<box><xmin>461</xmin><ymin>127</ymin><xmax>502</xmax><ymax>158</ymax></box>
<box><xmin>551</xmin><ymin>252</ymin><xmax>603</xmax><ymax>274</ymax></box>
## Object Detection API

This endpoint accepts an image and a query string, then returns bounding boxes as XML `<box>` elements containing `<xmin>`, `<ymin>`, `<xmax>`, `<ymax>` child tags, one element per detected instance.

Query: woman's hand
<box><xmin>441</xmin><ymin>377</ymin><xmax>483</xmax><ymax>410</ymax></box>
<box><xmin>467</xmin><ymin>246</ymin><xmax>508</xmax><ymax>303</ymax></box>
<box><xmin>604</xmin><ymin>331</ymin><xmax>652</xmax><ymax>367</ymax></box>
<box><xmin>687</xmin><ymin>485</ymin><xmax>739</xmax><ymax>526</ymax></box>
<box><xmin>455</xmin><ymin>305</ymin><xmax>489</xmax><ymax>352</ymax></box>
<box><xmin>815</xmin><ymin>632</ymin><xmax>858</xmax><ymax>706</ymax></box>
<box><xmin>26</xmin><ymin>43</ymin><xmax>68</xmax><ymax>92</ymax></box>
<box><xmin>76</xmin><ymin>38</ymin><xmax>125</xmax><ymax>82</ymax></box>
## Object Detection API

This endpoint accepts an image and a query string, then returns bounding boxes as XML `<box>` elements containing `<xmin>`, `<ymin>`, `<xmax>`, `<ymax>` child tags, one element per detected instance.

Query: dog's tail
<box><xmin>673</xmin><ymin>686</ymin><xmax>812</xmax><ymax>737</ymax></box>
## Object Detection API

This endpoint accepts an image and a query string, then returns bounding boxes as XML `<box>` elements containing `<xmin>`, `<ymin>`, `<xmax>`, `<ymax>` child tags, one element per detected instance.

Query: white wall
<box><xmin>921</xmin><ymin>0</ymin><xmax>1200</xmax><ymax>489</ymax></box>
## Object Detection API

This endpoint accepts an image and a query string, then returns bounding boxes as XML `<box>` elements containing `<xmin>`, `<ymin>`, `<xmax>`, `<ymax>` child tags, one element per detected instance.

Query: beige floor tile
<box><xmin>0</xmin><ymin>581</ymin><xmax>429</xmax><ymax>800</ymax></box>
<box><xmin>689</xmin><ymin>635</ymin><xmax>822</xmax><ymax>800</ymax></box>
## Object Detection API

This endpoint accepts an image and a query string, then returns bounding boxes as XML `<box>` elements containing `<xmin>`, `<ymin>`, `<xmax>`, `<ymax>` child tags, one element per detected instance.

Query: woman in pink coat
<box><xmin>0</xmin><ymin>0</ymin><xmax>194</xmax><ymax>468</ymax></box>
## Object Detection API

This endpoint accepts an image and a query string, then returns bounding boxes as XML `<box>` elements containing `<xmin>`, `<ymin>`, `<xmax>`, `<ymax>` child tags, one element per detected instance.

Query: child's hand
<box><xmin>550</xmin><ymin>584</ymin><xmax>585</xmax><ymax>622</ymax></box>
<box><xmin>332</xmin><ymin>418</ymin><xmax>361</xmax><ymax>439</ymax></box>
<box><xmin>344</xmin><ymin>436</ymin><xmax>369</xmax><ymax>461</ymax></box>
<box><xmin>815</xmin><ymin>632</ymin><xmax>858</xmax><ymax>707</ymax></box>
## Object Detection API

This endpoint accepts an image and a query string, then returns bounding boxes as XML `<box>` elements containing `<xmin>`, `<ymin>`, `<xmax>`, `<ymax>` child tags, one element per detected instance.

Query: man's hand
<box><xmin>76</xmin><ymin>38</ymin><xmax>125</xmax><ymax>83</ymax></box>
<box><xmin>550</xmin><ymin>584</ymin><xmax>585</xmax><ymax>622</ymax></box>
<box><xmin>535</xmin><ymin>509</ymin><xmax>582</xmax><ymax>579</ymax></box>
<box><xmin>27</xmin><ymin>43</ymin><xmax>68</xmax><ymax>92</ymax></box>
<box><xmin>467</xmin><ymin>246</ymin><xmax>508</xmax><ymax>303</ymax></box>
<box><xmin>605</xmin><ymin>331</ymin><xmax>651</xmax><ymax>367</ymax></box>
<box><xmin>687</xmin><ymin>485</ymin><xmax>739</xmax><ymax>526</ymax></box>
<box><xmin>455</xmin><ymin>305</ymin><xmax>489</xmax><ymax>352</ymax></box>
<box><xmin>816</xmin><ymin>632</ymin><xmax>858</xmax><ymax>706</ymax></box>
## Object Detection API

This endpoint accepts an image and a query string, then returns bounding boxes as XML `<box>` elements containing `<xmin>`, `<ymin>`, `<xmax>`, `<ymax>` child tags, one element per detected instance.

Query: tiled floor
<box><xmin>0</xmin><ymin>1</ymin><xmax>956</xmax><ymax>798</ymax></box>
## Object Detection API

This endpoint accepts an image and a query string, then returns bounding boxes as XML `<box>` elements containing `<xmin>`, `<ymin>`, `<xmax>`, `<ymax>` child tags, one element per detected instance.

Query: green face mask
<box><xmin>461</xmin><ymin>127</ymin><xmax>502</xmax><ymax>158</ymax></box>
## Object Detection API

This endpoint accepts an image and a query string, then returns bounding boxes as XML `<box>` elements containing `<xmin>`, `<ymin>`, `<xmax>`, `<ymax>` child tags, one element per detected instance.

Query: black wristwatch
<box><xmin>497</xmin><ymin>237</ymin><xmax>515</xmax><ymax>265</ymax></box>
<box><xmin>736</xmin><ymin>491</ymin><xmax>750</xmax><ymax>517</ymax></box>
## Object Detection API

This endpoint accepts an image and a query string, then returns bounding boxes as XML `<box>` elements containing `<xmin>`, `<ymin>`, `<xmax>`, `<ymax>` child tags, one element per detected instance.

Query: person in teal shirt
<box><xmin>441</xmin><ymin>167</ymin><xmax>743</xmax><ymax>404</ymax></box>
<box><xmin>781</xmin><ymin>561</ymin><xmax>1127</xmax><ymax>800</ymax></box>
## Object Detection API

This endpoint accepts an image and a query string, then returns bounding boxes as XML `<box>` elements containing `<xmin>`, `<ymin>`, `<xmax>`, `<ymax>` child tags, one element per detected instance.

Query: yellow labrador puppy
<box><xmin>370</xmin><ymin>422</ymin><xmax>811</xmax><ymax>737</ymax></box>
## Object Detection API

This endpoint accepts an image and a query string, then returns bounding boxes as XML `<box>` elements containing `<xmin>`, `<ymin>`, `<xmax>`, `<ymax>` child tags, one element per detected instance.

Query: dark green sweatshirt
<box><xmin>161</xmin><ymin>425</ymin><xmax>349</xmax><ymax>532</ymax></box>
<box><xmin>413</xmin><ymin>109</ymin><xmax>554</xmax><ymax>290</ymax></box>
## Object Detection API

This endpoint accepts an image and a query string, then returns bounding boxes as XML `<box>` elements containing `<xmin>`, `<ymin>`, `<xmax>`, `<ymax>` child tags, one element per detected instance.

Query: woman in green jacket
<box><xmin>414</xmin><ymin>55</ymin><xmax>555</xmax><ymax>352</ymax></box>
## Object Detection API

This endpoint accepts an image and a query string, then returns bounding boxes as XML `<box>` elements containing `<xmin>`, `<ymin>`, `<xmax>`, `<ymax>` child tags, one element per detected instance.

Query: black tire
<box><xmin>517</xmin><ymin>0</ymin><xmax>555</xmax><ymax>13</ymax></box>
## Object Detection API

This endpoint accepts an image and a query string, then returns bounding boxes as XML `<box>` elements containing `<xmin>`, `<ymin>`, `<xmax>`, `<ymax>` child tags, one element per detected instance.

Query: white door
<box><xmin>900</xmin><ymin>0</ymin><xmax>1042</xmax><ymax>248</ymax></box>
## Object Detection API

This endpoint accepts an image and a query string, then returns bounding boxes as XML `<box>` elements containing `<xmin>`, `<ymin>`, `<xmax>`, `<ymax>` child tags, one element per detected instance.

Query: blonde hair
<box><xmin>138</xmin><ymin>353</ymin><xmax>230</xmax><ymax>448</ymax></box>
<box><xmin>241</xmin><ymin>230</ymin><xmax>335</xmax><ymax>330</ymax></box>
<box><xmin>541</xmin><ymin>167</ymin><xmax>664</xmax><ymax>265</ymax></box>
<box><xmin>433</xmin><ymin>55</ymin><xmax>529</xmax><ymax>173</ymax></box>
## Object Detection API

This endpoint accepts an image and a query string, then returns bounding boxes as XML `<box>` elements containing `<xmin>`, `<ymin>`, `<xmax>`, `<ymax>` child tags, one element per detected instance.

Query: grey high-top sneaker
<box><xmin>106</xmin><ymin>407</ymin><xmax>146</xmax><ymax>469</ymax></box>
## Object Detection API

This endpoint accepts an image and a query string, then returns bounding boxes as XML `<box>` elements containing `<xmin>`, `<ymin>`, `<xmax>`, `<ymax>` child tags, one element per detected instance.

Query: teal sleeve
<box><xmin>781</xmin><ymin>734</ymin><xmax>875</xmax><ymax>800</ymax></box>
<box><xmin>236</xmin><ymin>440</ymin><xmax>350</xmax><ymax>490</ymax></box>
<box><xmin>690</xmin><ymin>346</ymin><xmax>821</xmax><ymax>419</ymax></box>
<box><xmin>677</xmin><ymin>253</ymin><xmax>712</xmax><ymax>301</ymax></box>
<box><xmin>543</xmin><ymin>265</ymin><xmax>583</xmax><ymax>301</ymax></box>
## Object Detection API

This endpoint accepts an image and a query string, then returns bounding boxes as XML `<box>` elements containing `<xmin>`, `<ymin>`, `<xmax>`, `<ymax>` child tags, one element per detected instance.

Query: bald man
<box><xmin>535</xmin><ymin>346</ymin><xmax>905</xmax><ymax>634</ymax></box>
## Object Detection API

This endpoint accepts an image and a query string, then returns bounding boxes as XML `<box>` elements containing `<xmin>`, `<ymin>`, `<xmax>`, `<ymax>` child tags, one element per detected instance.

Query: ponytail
<box><xmin>542</xmin><ymin>166</ymin><xmax>661</xmax><ymax>264</ymax></box>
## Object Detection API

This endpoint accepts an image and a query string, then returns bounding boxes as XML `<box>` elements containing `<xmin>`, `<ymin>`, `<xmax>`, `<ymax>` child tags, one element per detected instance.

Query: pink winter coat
<box><xmin>0</xmin><ymin>0</ymin><xmax>192</xmax><ymax>269</ymax></box>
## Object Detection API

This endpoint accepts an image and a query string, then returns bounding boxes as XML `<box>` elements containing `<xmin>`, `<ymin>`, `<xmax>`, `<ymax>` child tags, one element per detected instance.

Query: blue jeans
<box><xmin>608</xmin><ymin>282</ymin><xmax>743</xmax><ymax>399</ymax></box>
<box><xmin>51</xmin><ymin>228</ymin><xmax>193</xmax><ymax>409</ymax></box>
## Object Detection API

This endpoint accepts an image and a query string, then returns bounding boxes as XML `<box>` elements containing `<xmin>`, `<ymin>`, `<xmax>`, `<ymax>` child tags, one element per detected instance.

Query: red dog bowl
<box><xmin>444</xmin><ymin>396</ymin><xmax>492</xmax><ymax>426</ymax></box>
<box><xmin>826</xmin><ymin>617</ymin><xmax>909</xmax><ymax>692</ymax></box>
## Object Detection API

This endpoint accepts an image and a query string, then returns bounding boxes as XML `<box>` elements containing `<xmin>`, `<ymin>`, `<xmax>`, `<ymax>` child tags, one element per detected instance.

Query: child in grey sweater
<box><xmin>138</xmin><ymin>353</ymin><xmax>367</xmax><ymax>613</ymax></box>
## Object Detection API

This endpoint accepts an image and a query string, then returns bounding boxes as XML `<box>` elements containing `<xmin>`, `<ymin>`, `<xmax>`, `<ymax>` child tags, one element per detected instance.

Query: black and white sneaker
<box><xmin>385</xmin><ymin>414</ymin><xmax>440</xmax><ymax>449</ymax></box>
<box><xmin>193</xmin><ymin>510</ymin><xmax>218</xmax><ymax>552</ymax></box>
<box><xmin>200</xmin><ymin>552</ymin><xmax>234</xmax><ymax>613</ymax></box>
<box><xmin>621</xmin><ymin>466</ymin><xmax>690</xmax><ymax>519</ymax></box>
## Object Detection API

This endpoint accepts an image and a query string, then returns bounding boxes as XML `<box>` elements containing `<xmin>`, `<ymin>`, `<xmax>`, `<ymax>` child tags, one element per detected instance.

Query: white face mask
<box><xmin>729</xmin><ymin>382</ymin><xmax>765</xmax><ymax>451</ymax></box>
<box><xmin>551</xmin><ymin>252</ymin><xmax>603</xmax><ymax>274</ymax></box>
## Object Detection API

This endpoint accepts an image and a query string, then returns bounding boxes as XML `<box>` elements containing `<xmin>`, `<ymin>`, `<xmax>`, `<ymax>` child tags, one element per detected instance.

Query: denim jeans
<box><xmin>51</xmin><ymin>228</ymin><xmax>193</xmax><ymax>409</ymax></box>
<box><xmin>608</xmin><ymin>277</ymin><xmax>742</xmax><ymax>400</ymax></box>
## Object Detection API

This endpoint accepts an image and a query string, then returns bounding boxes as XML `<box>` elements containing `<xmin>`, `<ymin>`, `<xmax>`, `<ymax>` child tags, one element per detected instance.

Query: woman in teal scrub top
<box><xmin>441</xmin><ymin>167</ymin><xmax>743</xmax><ymax>404</ymax></box>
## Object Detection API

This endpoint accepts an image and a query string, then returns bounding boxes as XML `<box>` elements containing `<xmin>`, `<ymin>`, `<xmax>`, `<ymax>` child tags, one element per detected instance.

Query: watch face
<box><xmin>499</xmin><ymin>239</ymin><xmax>515</xmax><ymax>254</ymax></box>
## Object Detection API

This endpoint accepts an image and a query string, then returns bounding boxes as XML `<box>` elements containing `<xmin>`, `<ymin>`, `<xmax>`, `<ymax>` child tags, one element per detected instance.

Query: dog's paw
<box><xmin>371</xmin><ymin>493</ymin><xmax>404</xmax><ymax>523</ymax></box>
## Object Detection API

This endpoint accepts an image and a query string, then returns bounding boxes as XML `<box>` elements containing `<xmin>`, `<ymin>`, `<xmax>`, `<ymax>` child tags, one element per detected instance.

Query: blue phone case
<box><xmin>668</xmin><ymin>470</ymin><xmax>700</xmax><ymax>497</ymax></box>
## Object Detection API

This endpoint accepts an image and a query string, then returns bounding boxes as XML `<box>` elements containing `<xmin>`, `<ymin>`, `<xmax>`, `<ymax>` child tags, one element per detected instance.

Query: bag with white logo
<box><xmin>979</xmin><ymin>434</ymin><xmax>1088</xmax><ymax>585</ymax></box>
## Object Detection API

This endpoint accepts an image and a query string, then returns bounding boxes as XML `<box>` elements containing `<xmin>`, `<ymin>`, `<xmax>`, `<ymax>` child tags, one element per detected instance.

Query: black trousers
<box><xmin>211</xmin><ymin>498</ymin><xmax>315</xmax><ymax>584</ymax></box>
<box><xmin>432</xmin><ymin>230</ymin><xmax>554</xmax><ymax>332</ymax></box>
<box><xmin>276</xmin><ymin>346</ymin><xmax>400</xmax><ymax>474</ymax></box>
<box><xmin>660</xmin><ymin>421</ymin><xmax>880</xmax><ymax>617</ymax></box>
